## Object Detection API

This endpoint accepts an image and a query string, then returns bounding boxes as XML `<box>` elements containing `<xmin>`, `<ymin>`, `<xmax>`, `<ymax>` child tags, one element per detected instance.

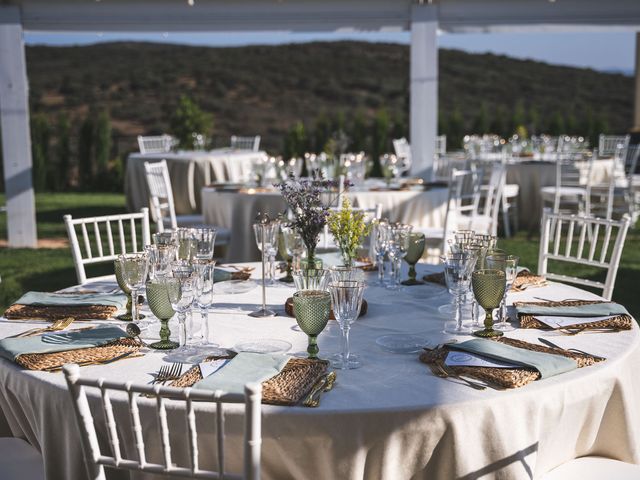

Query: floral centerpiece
<box><xmin>276</xmin><ymin>172</ymin><xmax>344</xmax><ymax>267</ymax></box>
<box><xmin>327</xmin><ymin>197</ymin><xmax>371</xmax><ymax>267</ymax></box>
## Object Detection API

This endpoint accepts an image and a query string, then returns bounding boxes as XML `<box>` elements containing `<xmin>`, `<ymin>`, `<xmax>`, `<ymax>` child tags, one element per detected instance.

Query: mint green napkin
<box><xmin>448</xmin><ymin>339</ymin><xmax>577</xmax><ymax>378</ymax></box>
<box><xmin>516</xmin><ymin>302</ymin><xmax>629</xmax><ymax>318</ymax></box>
<box><xmin>214</xmin><ymin>269</ymin><xmax>239</xmax><ymax>283</ymax></box>
<box><xmin>194</xmin><ymin>352</ymin><xmax>290</xmax><ymax>395</ymax></box>
<box><xmin>13</xmin><ymin>292</ymin><xmax>128</xmax><ymax>310</ymax></box>
<box><xmin>0</xmin><ymin>326</ymin><xmax>127</xmax><ymax>361</ymax></box>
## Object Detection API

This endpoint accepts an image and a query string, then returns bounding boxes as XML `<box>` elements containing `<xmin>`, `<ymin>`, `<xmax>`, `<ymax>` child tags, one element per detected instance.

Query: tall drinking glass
<box><xmin>165</xmin><ymin>263</ymin><xmax>196</xmax><ymax>348</ymax></box>
<box><xmin>386</xmin><ymin>223</ymin><xmax>412</xmax><ymax>291</ymax></box>
<box><xmin>194</xmin><ymin>261</ymin><xmax>216</xmax><ymax>345</ymax></box>
<box><xmin>249</xmin><ymin>215</ymin><xmax>276</xmax><ymax>317</ymax></box>
<box><xmin>193</xmin><ymin>227</ymin><xmax>217</xmax><ymax>262</ymax></box>
<box><xmin>118</xmin><ymin>253</ymin><xmax>149</xmax><ymax>326</ymax></box>
<box><xmin>486</xmin><ymin>254</ymin><xmax>519</xmax><ymax>332</ymax></box>
<box><xmin>472</xmin><ymin>269</ymin><xmax>506</xmax><ymax>338</ymax></box>
<box><xmin>372</xmin><ymin>220</ymin><xmax>389</xmax><ymax>286</ymax></box>
<box><xmin>441</xmin><ymin>252</ymin><xmax>476</xmax><ymax>335</ymax></box>
<box><xmin>253</xmin><ymin>222</ymin><xmax>278</xmax><ymax>284</ymax></box>
<box><xmin>329</xmin><ymin>280</ymin><xmax>366</xmax><ymax>369</ymax></box>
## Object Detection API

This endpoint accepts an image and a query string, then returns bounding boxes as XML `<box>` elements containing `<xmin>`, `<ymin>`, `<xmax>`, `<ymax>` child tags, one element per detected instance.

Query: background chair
<box><xmin>540</xmin><ymin>152</ymin><xmax>591</xmax><ymax>217</ymax></box>
<box><xmin>230</xmin><ymin>135</ymin><xmax>261</xmax><ymax>152</ymax></box>
<box><xmin>0</xmin><ymin>437</ymin><xmax>45</xmax><ymax>480</ymax></box>
<box><xmin>541</xmin><ymin>456</ymin><xmax>640</xmax><ymax>480</ymax></box>
<box><xmin>143</xmin><ymin>160</ymin><xmax>231</xmax><ymax>245</ymax></box>
<box><xmin>392</xmin><ymin>137</ymin><xmax>412</xmax><ymax>167</ymax></box>
<box><xmin>137</xmin><ymin>134</ymin><xmax>175</xmax><ymax>154</ymax></box>
<box><xmin>598</xmin><ymin>133</ymin><xmax>630</xmax><ymax>158</ymax></box>
<box><xmin>470</xmin><ymin>161</ymin><xmax>505</xmax><ymax>236</ymax></box>
<box><xmin>63</xmin><ymin>364</ymin><xmax>261</xmax><ymax>480</ymax></box>
<box><xmin>64</xmin><ymin>208</ymin><xmax>151</xmax><ymax>285</ymax></box>
<box><xmin>538</xmin><ymin>209</ymin><xmax>631</xmax><ymax>300</ymax></box>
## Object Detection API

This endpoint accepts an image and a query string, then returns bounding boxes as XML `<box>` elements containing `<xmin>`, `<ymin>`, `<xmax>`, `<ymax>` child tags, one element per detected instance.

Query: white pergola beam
<box><xmin>0</xmin><ymin>6</ymin><xmax>37</xmax><ymax>248</ymax></box>
<box><xmin>11</xmin><ymin>0</ymin><xmax>640</xmax><ymax>33</ymax></box>
<box><xmin>410</xmin><ymin>4</ymin><xmax>438</xmax><ymax>180</ymax></box>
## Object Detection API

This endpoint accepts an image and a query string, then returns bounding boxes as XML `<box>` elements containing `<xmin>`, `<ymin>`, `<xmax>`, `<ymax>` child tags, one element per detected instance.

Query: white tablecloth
<box><xmin>125</xmin><ymin>149</ymin><xmax>267</xmax><ymax>215</ymax></box>
<box><xmin>0</xmin><ymin>266</ymin><xmax>638</xmax><ymax>479</ymax></box>
<box><xmin>201</xmin><ymin>187</ymin><xmax>450</xmax><ymax>262</ymax></box>
<box><xmin>506</xmin><ymin>159</ymin><xmax>613</xmax><ymax>232</ymax></box>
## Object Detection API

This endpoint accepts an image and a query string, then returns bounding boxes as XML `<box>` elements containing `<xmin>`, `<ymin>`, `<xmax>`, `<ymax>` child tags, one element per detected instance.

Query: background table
<box><xmin>125</xmin><ymin>149</ymin><xmax>267</xmax><ymax>214</ymax></box>
<box><xmin>201</xmin><ymin>187</ymin><xmax>450</xmax><ymax>262</ymax></box>
<box><xmin>0</xmin><ymin>265</ymin><xmax>638</xmax><ymax>479</ymax></box>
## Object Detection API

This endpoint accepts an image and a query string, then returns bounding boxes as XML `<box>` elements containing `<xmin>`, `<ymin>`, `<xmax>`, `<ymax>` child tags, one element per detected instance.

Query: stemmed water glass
<box><xmin>486</xmin><ymin>253</ymin><xmax>520</xmax><ymax>332</ymax></box>
<box><xmin>329</xmin><ymin>280</ymin><xmax>366</xmax><ymax>370</ymax></box>
<box><xmin>165</xmin><ymin>262</ymin><xmax>196</xmax><ymax>349</ymax></box>
<box><xmin>440</xmin><ymin>252</ymin><xmax>476</xmax><ymax>335</ymax></box>
<box><xmin>192</xmin><ymin>227</ymin><xmax>217</xmax><ymax>262</ymax></box>
<box><xmin>401</xmin><ymin>232</ymin><xmax>425</xmax><ymax>285</ymax></box>
<box><xmin>386</xmin><ymin>223</ymin><xmax>412</xmax><ymax>290</ymax></box>
<box><xmin>118</xmin><ymin>253</ymin><xmax>149</xmax><ymax>326</ymax></box>
<box><xmin>193</xmin><ymin>261</ymin><xmax>216</xmax><ymax>345</ymax></box>
<box><xmin>145</xmin><ymin>244</ymin><xmax>177</xmax><ymax>280</ymax></box>
<box><xmin>176</xmin><ymin>228</ymin><xmax>197</xmax><ymax>262</ymax></box>
<box><xmin>371</xmin><ymin>220</ymin><xmax>389</xmax><ymax>286</ymax></box>
<box><xmin>146</xmin><ymin>278</ymin><xmax>178</xmax><ymax>350</ymax></box>
<box><xmin>471</xmin><ymin>269</ymin><xmax>506</xmax><ymax>338</ymax></box>
<box><xmin>253</xmin><ymin>221</ymin><xmax>278</xmax><ymax>284</ymax></box>
<box><xmin>153</xmin><ymin>231</ymin><xmax>178</xmax><ymax>247</ymax></box>
<box><xmin>293</xmin><ymin>290</ymin><xmax>331</xmax><ymax>359</ymax></box>
<box><xmin>280</xmin><ymin>225</ymin><xmax>304</xmax><ymax>282</ymax></box>
<box><xmin>250</xmin><ymin>214</ymin><xmax>276</xmax><ymax>318</ymax></box>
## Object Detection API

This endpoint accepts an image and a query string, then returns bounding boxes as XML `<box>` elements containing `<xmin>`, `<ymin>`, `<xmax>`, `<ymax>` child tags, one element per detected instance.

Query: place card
<box><xmin>444</xmin><ymin>351</ymin><xmax>520</xmax><ymax>369</ymax></box>
<box><xmin>534</xmin><ymin>315</ymin><xmax>618</xmax><ymax>329</ymax></box>
<box><xmin>199</xmin><ymin>359</ymin><xmax>230</xmax><ymax>379</ymax></box>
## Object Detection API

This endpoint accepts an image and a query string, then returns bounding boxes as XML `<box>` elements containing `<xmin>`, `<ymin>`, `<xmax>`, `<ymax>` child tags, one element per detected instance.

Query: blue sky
<box><xmin>24</xmin><ymin>31</ymin><xmax>636</xmax><ymax>74</ymax></box>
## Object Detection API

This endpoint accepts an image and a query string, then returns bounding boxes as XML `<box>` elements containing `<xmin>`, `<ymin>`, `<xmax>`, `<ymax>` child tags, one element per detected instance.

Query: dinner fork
<box><xmin>433</xmin><ymin>362</ymin><xmax>487</xmax><ymax>390</ymax></box>
<box><xmin>151</xmin><ymin>363</ymin><xmax>183</xmax><ymax>385</ymax></box>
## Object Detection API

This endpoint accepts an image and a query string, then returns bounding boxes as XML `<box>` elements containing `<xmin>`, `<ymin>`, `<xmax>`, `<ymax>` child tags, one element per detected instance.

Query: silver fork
<box><xmin>151</xmin><ymin>363</ymin><xmax>183</xmax><ymax>385</ymax></box>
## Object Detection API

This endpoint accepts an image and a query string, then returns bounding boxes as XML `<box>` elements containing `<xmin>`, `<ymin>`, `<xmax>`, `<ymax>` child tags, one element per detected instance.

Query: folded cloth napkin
<box><xmin>0</xmin><ymin>326</ymin><xmax>127</xmax><ymax>361</ymax></box>
<box><xmin>515</xmin><ymin>302</ymin><xmax>629</xmax><ymax>318</ymax></box>
<box><xmin>214</xmin><ymin>269</ymin><xmax>250</xmax><ymax>283</ymax></box>
<box><xmin>448</xmin><ymin>338</ymin><xmax>577</xmax><ymax>379</ymax></box>
<box><xmin>194</xmin><ymin>352</ymin><xmax>290</xmax><ymax>395</ymax></box>
<box><xmin>12</xmin><ymin>292</ymin><xmax>128</xmax><ymax>309</ymax></box>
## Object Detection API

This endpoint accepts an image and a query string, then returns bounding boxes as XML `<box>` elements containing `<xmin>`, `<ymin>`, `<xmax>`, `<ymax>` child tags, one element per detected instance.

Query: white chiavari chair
<box><xmin>392</xmin><ymin>137</ymin><xmax>412</xmax><ymax>166</ymax></box>
<box><xmin>230</xmin><ymin>135</ymin><xmax>261</xmax><ymax>152</ymax></box>
<box><xmin>469</xmin><ymin>161</ymin><xmax>505</xmax><ymax>236</ymax></box>
<box><xmin>0</xmin><ymin>437</ymin><xmax>45</xmax><ymax>480</ymax></box>
<box><xmin>538</xmin><ymin>209</ymin><xmax>631</xmax><ymax>300</ymax></box>
<box><xmin>541</xmin><ymin>456</ymin><xmax>640</xmax><ymax>480</ymax></box>
<box><xmin>540</xmin><ymin>152</ymin><xmax>591</xmax><ymax>216</ymax></box>
<box><xmin>64</xmin><ymin>209</ymin><xmax>151</xmax><ymax>285</ymax></box>
<box><xmin>138</xmin><ymin>135</ymin><xmax>175</xmax><ymax>154</ymax></box>
<box><xmin>63</xmin><ymin>364</ymin><xmax>262</xmax><ymax>480</ymax></box>
<box><xmin>435</xmin><ymin>135</ymin><xmax>447</xmax><ymax>156</ymax></box>
<box><xmin>144</xmin><ymin>160</ymin><xmax>230</xmax><ymax>244</ymax></box>
<box><xmin>598</xmin><ymin>134</ymin><xmax>630</xmax><ymax>158</ymax></box>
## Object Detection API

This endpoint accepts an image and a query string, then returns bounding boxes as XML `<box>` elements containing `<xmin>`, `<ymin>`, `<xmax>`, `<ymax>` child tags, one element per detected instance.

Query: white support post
<box><xmin>0</xmin><ymin>6</ymin><xmax>37</xmax><ymax>247</ymax></box>
<box><xmin>410</xmin><ymin>3</ymin><xmax>438</xmax><ymax>181</ymax></box>
<box><xmin>633</xmin><ymin>31</ymin><xmax>640</xmax><ymax>132</ymax></box>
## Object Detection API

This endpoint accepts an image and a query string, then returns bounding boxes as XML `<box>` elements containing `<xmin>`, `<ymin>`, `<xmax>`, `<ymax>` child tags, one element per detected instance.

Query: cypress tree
<box><xmin>55</xmin><ymin>113</ymin><xmax>71</xmax><ymax>191</ymax></box>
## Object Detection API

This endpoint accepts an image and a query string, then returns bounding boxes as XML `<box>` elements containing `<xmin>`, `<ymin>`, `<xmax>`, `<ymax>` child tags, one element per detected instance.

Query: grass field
<box><xmin>0</xmin><ymin>193</ymin><xmax>639</xmax><ymax>317</ymax></box>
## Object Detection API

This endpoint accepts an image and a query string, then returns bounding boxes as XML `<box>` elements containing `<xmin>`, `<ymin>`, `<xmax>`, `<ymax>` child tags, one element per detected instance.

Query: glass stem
<box><xmin>261</xmin><ymin>227</ymin><xmax>267</xmax><ymax>311</ymax></box>
<box><xmin>377</xmin><ymin>252</ymin><xmax>384</xmax><ymax>283</ymax></box>
<box><xmin>187</xmin><ymin>310</ymin><xmax>193</xmax><ymax>342</ymax></box>
<box><xmin>131</xmin><ymin>287</ymin><xmax>139</xmax><ymax>323</ymax></box>
<box><xmin>484</xmin><ymin>308</ymin><xmax>494</xmax><ymax>331</ymax></box>
<box><xmin>178</xmin><ymin>312</ymin><xmax>187</xmax><ymax>347</ymax></box>
<box><xmin>395</xmin><ymin>257</ymin><xmax>402</xmax><ymax>284</ymax></box>
<box><xmin>455</xmin><ymin>293</ymin><xmax>462</xmax><ymax>330</ymax></box>
<box><xmin>341</xmin><ymin>325</ymin><xmax>351</xmax><ymax>364</ymax></box>
<box><xmin>201</xmin><ymin>306</ymin><xmax>209</xmax><ymax>343</ymax></box>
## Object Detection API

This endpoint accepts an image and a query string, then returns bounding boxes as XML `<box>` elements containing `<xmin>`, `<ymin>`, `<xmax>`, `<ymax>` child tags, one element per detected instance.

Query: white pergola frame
<box><xmin>1</xmin><ymin>0</ymin><xmax>640</xmax><ymax>247</ymax></box>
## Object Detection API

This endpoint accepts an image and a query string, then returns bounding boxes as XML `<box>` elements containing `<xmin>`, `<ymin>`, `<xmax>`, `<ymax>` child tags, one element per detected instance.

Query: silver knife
<box><xmin>538</xmin><ymin>337</ymin><xmax>605</xmax><ymax>360</ymax></box>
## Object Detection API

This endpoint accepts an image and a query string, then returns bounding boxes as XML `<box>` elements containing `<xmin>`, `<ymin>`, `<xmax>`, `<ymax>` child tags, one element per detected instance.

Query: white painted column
<box><xmin>410</xmin><ymin>3</ymin><xmax>438</xmax><ymax>180</ymax></box>
<box><xmin>0</xmin><ymin>6</ymin><xmax>37</xmax><ymax>247</ymax></box>
<box><xmin>633</xmin><ymin>32</ymin><xmax>640</xmax><ymax>131</ymax></box>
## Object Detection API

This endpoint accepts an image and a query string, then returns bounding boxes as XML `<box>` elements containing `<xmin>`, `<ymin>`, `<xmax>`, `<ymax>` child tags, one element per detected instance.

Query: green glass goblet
<box><xmin>471</xmin><ymin>269</ymin><xmax>506</xmax><ymax>338</ymax></box>
<box><xmin>401</xmin><ymin>232</ymin><xmax>426</xmax><ymax>285</ymax></box>
<box><xmin>114</xmin><ymin>260</ymin><xmax>146</xmax><ymax>322</ymax></box>
<box><xmin>293</xmin><ymin>290</ymin><xmax>331</xmax><ymax>359</ymax></box>
<box><xmin>146</xmin><ymin>279</ymin><xmax>179</xmax><ymax>350</ymax></box>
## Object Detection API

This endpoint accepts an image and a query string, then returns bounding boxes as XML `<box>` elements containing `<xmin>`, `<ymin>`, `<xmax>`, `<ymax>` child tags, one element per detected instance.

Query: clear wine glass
<box><xmin>193</xmin><ymin>261</ymin><xmax>216</xmax><ymax>345</ymax></box>
<box><xmin>118</xmin><ymin>253</ymin><xmax>149</xmax><ymax>327</ymax></box>
<box><xmin>166</xmin><ymin>262</ymin><xmax>196</xmax><ymax>349</ymax></box>
<box><xmin>386</xmin><ymin>223</ymin><xmax>412</xmax><ymax>291</ymax></box>
<box><xmin>253</xmin><ymin>222</ymin><xmax>278</xmax><ymax>284</ymax></box>
<box><xmin>441</xmin><ymin>252</ymin><xmax>476</xmax><ymax>335</ymax></box>
<box><xmin>329</xmin><ymin>280</ymin><xmax>366</xmax><ymax>370</ymax></box>
<box><xmin>153</xmin><ymin>231</ymin><xmax>178</xmax><ymax>247</ymax></box>
<box><xmin>145</xmin><ymin>244</ymin><xmax>177</xmax><ymax>280</ymax></box>
<box><xmin>176</xmin><ymin>228</ymin><xmax>197</xmax><ymax>262</ymax></box>
<box><xmin>193</xmin><ymin>227</ymin><xmax>217</xmax><ymax>262</ymax></box>
<box><xmin>371</xmin><ymin>220</ymin><xmax>389</xmax><ymax>286</ymax></box>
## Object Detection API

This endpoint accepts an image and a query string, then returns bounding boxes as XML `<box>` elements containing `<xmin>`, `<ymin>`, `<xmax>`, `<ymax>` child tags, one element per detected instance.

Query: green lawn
<box><xmin>0</xmin><ymin>193</ymin><xmax>639</xmax><ymax>317</ymax></box>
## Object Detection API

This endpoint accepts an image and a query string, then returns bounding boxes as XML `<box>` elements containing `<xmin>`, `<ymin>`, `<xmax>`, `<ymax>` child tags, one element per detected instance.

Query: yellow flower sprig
<box><xmin>327</xmin><ymin>198</ymin><xmax>371</xmax><ymax>265</ymax></box>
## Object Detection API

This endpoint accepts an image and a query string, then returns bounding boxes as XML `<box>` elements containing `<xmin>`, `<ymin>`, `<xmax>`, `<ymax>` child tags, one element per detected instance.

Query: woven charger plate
<box><xmin>170</xmin><ymin>356</ymin><xmax>329</xmax><ymax>406</ymax></box>
<box><xmin>514</xmin><ymin>299</ymin><xmax>633</xmax><ymax>330</ymax></box>
<box><xmin>420</xmin><ymin>337</ymin><xmax>603</xmax><ymax>389</ymax></box>
<box><xmin>284</xmin><ymin>298</ymin><xmax>368</xmax><ymax>320</ymax></box>
<box><xmin>16</xmin><ymin>337</ymin><xmax>141</xmax><ymax>371</ymax></box>
<box><xmin>4</xmin><ymin>303</ymin><xmax>118</xmax><ymax>321</ymax></box>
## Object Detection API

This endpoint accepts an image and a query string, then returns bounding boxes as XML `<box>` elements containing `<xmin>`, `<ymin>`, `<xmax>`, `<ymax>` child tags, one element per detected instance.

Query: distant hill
<box><xmin>24</xmin><ymin>40</ymin><xmax>634</xmax><ymax>155</ymax></box>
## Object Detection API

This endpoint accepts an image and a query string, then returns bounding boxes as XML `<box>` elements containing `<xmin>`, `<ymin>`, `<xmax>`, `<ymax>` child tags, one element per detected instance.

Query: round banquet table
<box><xmin>0</xmin><ymin>264</ymin><xmax>639</xmax><ymax>480</ymax></box>
<box><xmin>201</xmin><ymin>186</ymin><xmax>450</xmax><ymax>262</ymax></box>
<box><xmin>125</xmin><ymin>149</ymin><xmax>267</xmax><ymax>215</ymax></box>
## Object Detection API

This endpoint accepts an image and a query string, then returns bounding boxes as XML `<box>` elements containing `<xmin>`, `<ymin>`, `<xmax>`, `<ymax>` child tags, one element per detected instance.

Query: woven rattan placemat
<box><xmin>16</xmin><ymin>337</ymin><xmax>141</xmax><ymax>371</ymax></box>
<box><xmin>4</xmin><ymin>304</ymin><xmax>118</xmax><ymax>321</ymax></box>
<box><xmin>514</xmin><ymin>299</ymin><xmax>633</xmax><ymax>330</ymax></box>
<box><xmin>170</xmin><ymin>356</ymin><xmax>329</xmax><ymax>406</ymax></box>
<box><xmin>420</xmin><ymin>337</ymin><xmax>603</xmax><ymax>389</ymax></box>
